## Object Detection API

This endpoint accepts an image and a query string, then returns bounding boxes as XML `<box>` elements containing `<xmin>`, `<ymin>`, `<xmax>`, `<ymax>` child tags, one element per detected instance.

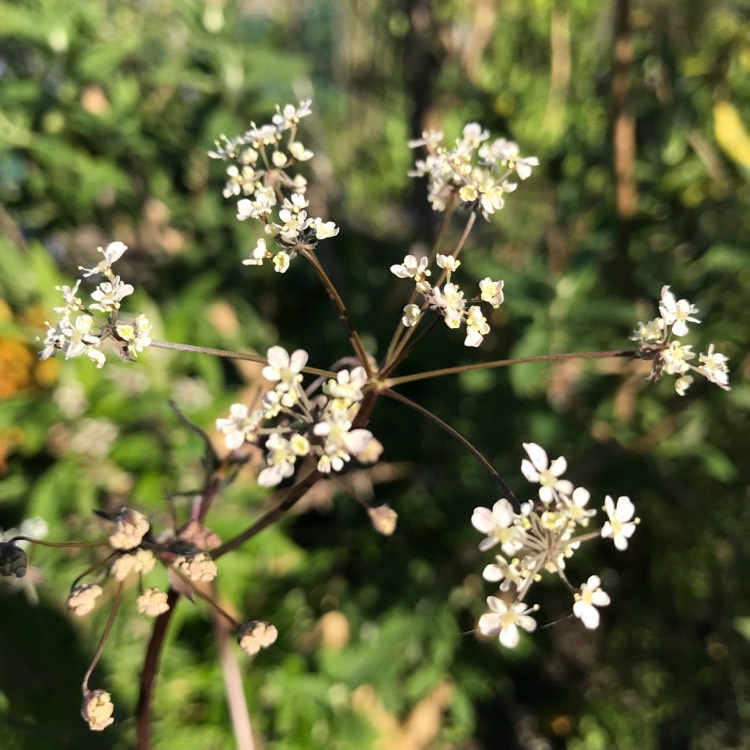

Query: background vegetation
<box><xmin>1</xmin><ymin>0</ymin><xmax>748</xmax><ymax>748</ymax></box>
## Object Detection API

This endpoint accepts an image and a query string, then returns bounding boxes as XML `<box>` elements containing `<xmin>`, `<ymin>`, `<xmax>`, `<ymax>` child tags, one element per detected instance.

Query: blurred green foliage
<box><xmin>1</xmin><ymin>0</ymin><xmax>749</xmax><ymax>748</ymax></box>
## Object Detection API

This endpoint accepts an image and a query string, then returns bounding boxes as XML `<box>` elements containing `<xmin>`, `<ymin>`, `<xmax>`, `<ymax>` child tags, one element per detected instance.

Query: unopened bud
<box><xmin>237</xmin><ymin>620</ymin><xmax>278</xmax><ymax>655</ymax></box>
<box><xmin>0</xmin><ymin>543</ymin><xmax>28</xmax><ymax>578</ymax></box>
<box><xmin>368</xmin><ymin>504</ymin><xmax>398</xmax><ymax>536</ymax></box>
<box><xmin>81</xmin><ymin>689</ymin><xmax>114</xmax><ymax>731</ymax></box>
<box><xmin>67</xmin><ymin>583</ymin><xmax>103</xmax><ymax>616</ymax></box>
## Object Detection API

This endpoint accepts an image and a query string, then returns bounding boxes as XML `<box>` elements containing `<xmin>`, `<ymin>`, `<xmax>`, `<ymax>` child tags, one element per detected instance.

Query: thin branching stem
<box><xmin>386</xmin><ymin>349</ymin><xmax>636</xmax><ymax>387</ymax></box>
<box><xmin>9</xmin><ymin>536</ymin><xmax>107</xmax><ymax>549</ymax></box>
<box><xmin>299</xmin><ymin>249</ymin><xmax>373</xmax><ymax>376</ymax></box>
<box><xmin>383</xmin><ymin>192</ymin><xmax>458</xmax><ymax>364</ymax></box>
<box><xmin>137</xmin><ymin>588</ymin><xmax>180</xmax><ymax>750</ymax></box>
<box><xmin>82</xmin><ymin>582</ymin><xmax>125</xmax><ymax>694</ymax></box>
<box><xmin>382</xmin><ymin>388</ymin><xmax>521</xmax><ymax>510</ymax></box>
<box><xmin>382</xmin><ymin>210</ymin><xmax>477</xmax><ymax>375</ymax></box>
<box><xmin>150</xmin><ymin>340</ymin><xmax>336</xmax><ymax>379</ymax></box>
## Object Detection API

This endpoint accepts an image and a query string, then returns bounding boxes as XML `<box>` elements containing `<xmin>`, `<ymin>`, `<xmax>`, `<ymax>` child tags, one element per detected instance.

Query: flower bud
<box><xmin>108</xmin><ymin>507</ymin><xmax>150</xmax><ymax>550</ymax></box>
<box><xmin>0</xmin><ymin>542</ymin><xmax>28</xmax><ymax>578</ymax></box>
<box><xmin>67</xmin><ymin>583</ymin><xmax>103</xmax><ymax>616</ymax></box>
<box><xmin>237</xmin><ymin>621</ymin><xmax>278</xmax><ymax>655</ymax></box>
<box><xmin>81</xmin><ymin>689</ymin><xmax>114</xmax><ymax>731</ymax></box>
<box><xmin>368</xmin><ymin>504</ymin><xmax>398</xmax><ymax>536</ymax></box>
<box><xmin>174</xmin><ymin>551</ymin><xmax>217</xmax><ymax>582</ymax></box>
<box><xmin>137</xmin><ymin>587</ymin><xmax>170</xmax><ymax>617</ymax></box>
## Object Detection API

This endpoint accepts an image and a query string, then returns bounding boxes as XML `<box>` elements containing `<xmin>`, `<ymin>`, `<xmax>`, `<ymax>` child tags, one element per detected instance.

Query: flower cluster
<box><xmin>632</xmin><ymin>285</ymin><xmax>730</xmax><ymax>395</ymax></box>
<box><xmin>391</xmin><ymin>252</ymin><xmax>504</xmax><ymax>347</ymax></box>
<box><xmin>472</xmin><ymin>443</ymin><xmax>639</xmax><ymax>648</ymax></box>
<box><xmin>216</xmin><ymin>346</ymin><xmax>376</xmax><ymax>486</ymax></box>
<box><xmin>408</xmin><ymin>123</ymin><xmax>538</xmax><ymax>218</ymax></box>
<box><xmin>209</xmin><ymin>100</ymin><xmax>339</xmax><ymax>273</ymax></box>
<box><xmin>39</xmin><ymin>242</ymin><xmax>152</xmax><ymax>368</ymax></box>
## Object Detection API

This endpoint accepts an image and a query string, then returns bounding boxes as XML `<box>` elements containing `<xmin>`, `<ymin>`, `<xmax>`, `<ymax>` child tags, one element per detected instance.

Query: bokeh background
<box><xmin>1</xmin><ymin>0</ymin><xmax>749</xmax><ymax>748</ymax></box>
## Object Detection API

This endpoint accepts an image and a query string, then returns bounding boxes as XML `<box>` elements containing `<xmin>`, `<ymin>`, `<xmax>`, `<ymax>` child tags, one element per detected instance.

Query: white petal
<box><xmin>522</xmin><ymin>442</ymin><xmax>548</xmax><ymax>470</ymax></box>
<box><xmin>499</xmin><ymin>623</ymin><xmax>520</xmax><ymax>648</ymax></box>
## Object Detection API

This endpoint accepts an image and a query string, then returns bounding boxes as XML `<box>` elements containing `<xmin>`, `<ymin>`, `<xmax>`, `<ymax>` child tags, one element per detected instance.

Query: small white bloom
<box><xmin>573</xmin><ymin>575</ymin><xmax>610</xmax><ymax>629</ymax></box>
<box><xmin>659</xmin><ymin>285</ymin><xmax>700</xmax><ymax>337</ymax></box>
<box><xmin>479</xmin><ymin>277</ymin><xmax>504</xmax><ymax>308</ymax></box>
<box><xmin>311</xmin><ymin>217</ymin><xmax>339</xmax><ymax>240</ymax></box>
<box><xmin>262</xmin><ymin>346</ymin><xmax>308</xmax><ymax>391</ymax></box>
<box><xmin>216</xmin><ymin>403</ymin><xmax>258</xmax><ymax>450</ymax></box>
<box><xmin>521</xmin><ymin>442</ymin><xmax>573</xmax><ymax>503</ymax></box>
<box><xmin>402</xmin><ymin>303</ymin><xmax>422</xmax><ymax>327</ymax></box>
<box><xmin>390</xmin><ymin>254</ymin><xmax>430</xmax><ymax>281</ymax></box>
<box><xmin>698</xmin><ymin>344</ymin><xmax>730</xmax><ymax>391</ymax></box>
<box><xmin>436</xmin><ymin>254</ymin><xmax>460</xmax><ymax>274</ymax></box>
<box><xmin>242</xmin><ymin>238</ymin><xmax>269</xmax><ymax>266</ymax></box>
<box><xmin>273</xmin><ymin>252</ymin><xmax>291</xmax><ymax>273</ymax></box>
<box><xmin>478</xmin><ymin>597</ymin><xmax>537</xmax><ymax>648</ymax></box>
<box><xmin>601</xmin><ymin>495</ymin><xmax>638</xmax><ymax>550</ymax></box>
<box><xmin>471</xmin><ymin>498</ymin><xmax>517</xmax><ymax>553</ymax></box>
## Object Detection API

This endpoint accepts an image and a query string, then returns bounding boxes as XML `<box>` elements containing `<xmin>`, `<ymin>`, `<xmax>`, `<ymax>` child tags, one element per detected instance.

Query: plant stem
<box><xmin>381</xmin><ymin>210</ymin><xmax>477</xmax><ymax>375</ymax></box>
<box><xmin>386</xmin><ymin>350</ymin><xmax>635</xmax><ymax>387</ymax></box>
<box><xmin>136</xmin><ymin>588</ymin><xmax>180</xmax><ymax>750</ymax></box>
<box><xmin>299</xmin><ymin>249</ymin><xmax>373</xmax><ymax>377</ymax></box>
<box><xmin>382</xmin><ymin>388</ymin><xmax>521</xmax><ymax>510</ymax></box>
<box><xmin>150</xmin><ymin>340</ymin><xmax>335</xmax><ymax>379</ymax></box>
<box><xmin>383</xmin><ymin>192</ymin><xmax>458</xmax><ymax>364</ymax></box>
<box><xmin>82</xmin><ymin>582</ymin><xmax>124</xmax><ymax>694</ymax></box>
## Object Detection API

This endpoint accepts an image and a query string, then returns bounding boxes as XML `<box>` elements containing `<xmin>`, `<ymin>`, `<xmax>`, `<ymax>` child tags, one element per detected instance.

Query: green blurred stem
<box><xmin>386</xmin><ymin>349</ymin><xmax>635</xmax><ymax>387</ymax></box>
<box><xmin>299</xmin><ymin>249</ymin><xmax>374</xmax><ymax>377</ymax></box>
<box><xmin>382</xmin><ymin>388</ymin><xmax>521</xmax><ymax>510</ymax></box>
<box><xmin>150</xmin><ymin>339</ymin><xmax>336</xmax><ymax>379</ymax></box>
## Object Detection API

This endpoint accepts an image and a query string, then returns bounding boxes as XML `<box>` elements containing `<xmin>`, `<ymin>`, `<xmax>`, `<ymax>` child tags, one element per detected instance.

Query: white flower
<box><xmin>573</xmin><ymin>575</ymin><xmax>610</xmax><ymax>629</ymax></box>
<box><xmin>242</xmin><ymin>238</ymin><xmax>270</xmax><ymax>266</ymax></box>
<box><xmin>464</xmin><ymin>305</ymin><xmax>489</xmax><ymax>347</ymax></box>
<box><xmin>262</xmin><ymin>346</ymin><xmax>308</xmax><ymax>391</ymax></box>
<box><xmin>273</xmin><ymin>252</ymin><xmax>291</xmax><ymax>273</ymax></box>
<box><xmin>89</xmin><ymin>276</ymin><xmax>135</xmax><ymax>312</ymax></box>
<box><xmin>478</xmin><ymin>597</ymin><xmax>537</xmax><ymax>648</ymax></box>
<box><xmin>78</xmin><ymin>241</ymin><xmax>128</xmax><ymax>278</ymax></box>
<box><xmin>698</xmin><ymin>344</ymin><xmax>730</xmax><ymax>391</ymax></box>
<box><xmin>471</xmin><ymin>498</ymin><xmax>517</xmax><ymax>553</ymax></box>
<box><xmin>479</xmin><ymin>277</ymin><xmax>504</xmax><ymax>308</ymax></box>
<box><xmin>436</xmin><ymin>254</ymin><xmax>460</xmax><ymax>274</ymax></box>
<box><xmin>311</xmin><ymin>217</ymin><xmax>339</xmax><ymax>239</ymax></box>
<box><xmin>521</xmin><ymin>442</ymin><xmax>573</xmax><ymax>503</ymax></box>
<box><xmin>658</xmin><ymin>285</ymin><xmax>700</xmax><ymax>337</ymax></box>
<box><xmin>402</xmin><ymin>303</ymin><xmax>422</xmax><ymax>327</ymax></box>
<box><xmin>216</xmin><ymin>403</ymin><xmax>259</xmax><ymax>450</ymax></box>
<box><xmin>390</xmin><ymin>254</ymin><xmax>430</xmax><ymax>281</ymax></box>
<box><xmin>601</xmin><ymin>495</ymin><xmax>638</xmax><ymax>550</ymax></box>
